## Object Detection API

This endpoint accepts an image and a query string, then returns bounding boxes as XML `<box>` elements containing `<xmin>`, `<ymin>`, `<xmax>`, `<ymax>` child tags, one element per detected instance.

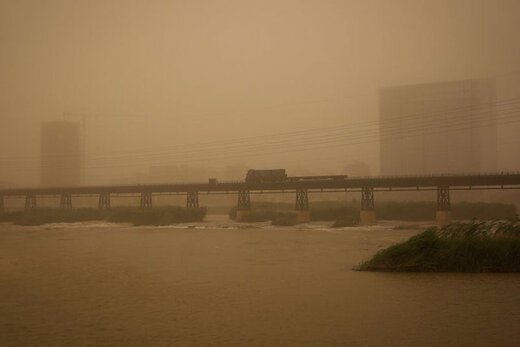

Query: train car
<box><xmin>245</xmin><ymin>169</ymin><xmax>287</xmax><ymax>183</ymax></box>
<box><xmin>286</xmin><ymin>175</ymin><xmax>348</xmax><ymax>182</ymax></box>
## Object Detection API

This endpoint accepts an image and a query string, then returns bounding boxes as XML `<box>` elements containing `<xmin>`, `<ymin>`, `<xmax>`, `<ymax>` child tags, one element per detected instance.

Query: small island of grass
<box><xmin>356</xmin><ymin>219</ymin><xmax>520</xmax><ymax>272</ymax></box>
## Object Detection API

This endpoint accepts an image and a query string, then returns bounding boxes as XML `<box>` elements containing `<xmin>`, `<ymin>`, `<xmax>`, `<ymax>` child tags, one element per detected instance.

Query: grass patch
<box><xmin>0</xmin><ymin>208</ymin><xmax>107</xmax><ymax>226</ymax></box>
<box><xmin>235</xmin><ymin>200</ymin><xmax>515</xmax><ymax>221</ymax></box>
<box><xmin>231</xmin><ymin>209</ymin><xmax>299</xmax><ymax>225</ymax></box>
<box><xmin>332</xmin><ymin>215</ymin><xmax>360</xmax><ymax>228</ymax></box>
<box><xmin>309</xmin><ymin>201</ymin><xmax>359</xmax><ymax>221</ymax></box>
<box><xmin>228</xmin><ymin>202</ymin><xmax>293</xmax><ymax>220</ymax></box>
<box><xmin>229</xmin><ymin>200</ymin><xmax>516</xmax><ymax>223</ymax></box>
<box><xmin>375</xmin><ymin>201</ymin><xmax>516</xmax><ymax>221</ymax></box>
<box><xmin>0</xmin><ymin>206</ymin><xmax>207</xmax><ymax>226</ymax></box>
<box><xmin>107</xmin><ymin>206</ymin><xmax>207</xmax><ymax>226</ymax></box>
<box><xmin>272</xmin><ymin>213</ymin><xmax>298</xmax><ymax>226</ymax></box>
<box><xmin>356</xmin><ymin>218</ymin><xmax>520</xmax><ymax>272</ymax></box>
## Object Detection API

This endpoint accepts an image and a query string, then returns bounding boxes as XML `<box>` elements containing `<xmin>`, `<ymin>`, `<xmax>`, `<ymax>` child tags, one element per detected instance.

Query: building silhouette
<box><xmin>379</xmin><ymin>79</ymin><xmax>497</xmax><ymax>175</ymax></box>
<box><xmin>41</xmin><ymin>121</ymin><xmax>82</xmax><ymax>187</ymax></box>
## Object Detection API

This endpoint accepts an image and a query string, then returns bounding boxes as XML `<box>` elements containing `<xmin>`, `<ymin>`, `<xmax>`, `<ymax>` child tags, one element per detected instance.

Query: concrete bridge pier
<box><xmin>98</xmin><ymin>192</ymin><xmax>111</xmax><ymax>210</ymax></box>
<box><xmin>60</xmin><ymin>193</ymin><xmax>72</xmax><ymax>209</ymax></box>
<box><xmin>360</xmin><ymin>187</ymin><xmax>376</xmax><ymax>226</ymax></box>
<box><xmin>436</xmin><ymin>186</ymin><xmax>452</xmax><ymax>226</ymax></box>
<box><xmin>186</xmin><ymin>191</ymin><xmax>199</xmax><ymax>208</ymax></box>
<box><xmin>235</xmin><ymin>190</ymin><xmax>251</xmax><ymax>222</ymax></box>
<box><xmin>25</xmin><ymin>194</ymin><xmax>36</xmax><ymax>211</ymax></box>
<box><xmin>295</xmin><ymin>188</ymin><xmax>310</xmax><ymax>223</ymax></box>
<box><xmin>140</xmin><ymin>192</ymin><xmax>152</xmax><ymax>209</ymax></box>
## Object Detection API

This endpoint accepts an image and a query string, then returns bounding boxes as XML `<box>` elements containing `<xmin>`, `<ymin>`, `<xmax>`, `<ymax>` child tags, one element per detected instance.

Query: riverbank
<box><xmin>0</xmin><ymin>206</ymin><xmax>207</xmax><ymax>226</ymax></box>
<box><xmin>356</xmin><ymin>219</ymin><xmax>520</xmax><ymax>272</ymax></box>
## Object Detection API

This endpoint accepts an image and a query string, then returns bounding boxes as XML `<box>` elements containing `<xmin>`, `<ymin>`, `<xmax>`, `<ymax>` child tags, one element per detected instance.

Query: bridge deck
<box><xmin>1</xmin><ymin>173</ymin><xmax>520</xmax><ymax>197</ymax></box>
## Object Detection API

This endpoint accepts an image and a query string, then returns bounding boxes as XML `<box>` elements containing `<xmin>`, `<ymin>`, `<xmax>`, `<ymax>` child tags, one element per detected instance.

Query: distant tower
<box><xmin>41</xmin><ymin>121</ymin><xmax>82</xmax><ymax>187</ymax></box>
<box><xmin>379</xmin><ymin>79</ymin><xmax>497</xmax><ymax>175</ymax></box>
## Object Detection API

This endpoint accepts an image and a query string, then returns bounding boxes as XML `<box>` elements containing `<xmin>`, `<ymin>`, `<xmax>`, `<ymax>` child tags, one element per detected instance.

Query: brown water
<box><xmin>1</xmin><ymin>217</ymin><xmax>519</xmax><ymax>346</ymax></box>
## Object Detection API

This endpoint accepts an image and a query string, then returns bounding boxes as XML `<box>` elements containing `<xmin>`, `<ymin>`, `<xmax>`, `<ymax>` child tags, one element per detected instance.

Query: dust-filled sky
<box><xmin>1</xmin><ymin>0</ymin><xmax>520</xmax><ymax>186</ymax></box>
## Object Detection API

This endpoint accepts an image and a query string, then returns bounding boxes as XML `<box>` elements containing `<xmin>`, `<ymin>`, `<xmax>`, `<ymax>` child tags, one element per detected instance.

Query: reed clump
<box><xmin>229</xmin><ymin>201</ymin><xmax>516</xmax><ymax>222</ymax></box>
<box><xmin>0</xmin><ymin>206</ymin><xmax>207</xmax><ymax>226</ymax></box>
<box><xmin>356</xmin><ymin>218</ymin><xmax>520</xmax><ymax>272</ymax></box>
<box><xmin>107</xmin><ymin>206</ymin><xmax>207</xmax><ymax>226</ymax></box>
<box><xmin>0</xmin><ymin>208</ymin><xmax>107</xmax><ymax>226</ymax></box>
<box><xmin>331</xmin><ymin>215</ymin><xmax>360</xmax><ymax>228</ymax></box>
<box><xmin>271</xmin><ymin>213</ymin><xmax>299</xmax><ymax>226</ymax></box>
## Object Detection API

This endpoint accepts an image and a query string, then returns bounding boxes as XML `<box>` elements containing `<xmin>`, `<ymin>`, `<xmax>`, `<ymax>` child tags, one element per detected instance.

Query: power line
<box><xmin>5</xmin><ymin>107</ymin><xmax>518</xmax><ymax>171</ymax></box>
<box><xmin>2</xmin><ymin>96</ymin><xmax>518</xmax><ymax>163</ymax></box>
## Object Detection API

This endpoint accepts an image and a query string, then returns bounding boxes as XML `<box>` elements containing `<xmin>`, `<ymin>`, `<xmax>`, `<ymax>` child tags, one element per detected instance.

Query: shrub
<box><xmin>272</xmin><ymin>213</ymin><xmax>298</xmax><ymax>226</ymax></box>
<box><xmin>1</xmin><ymin>206</ymin><xmax>206</xmax><ymax>226</ymax></box>
<box><xmin>356</xmin><ymin>219</ymin><xmax>520</xmax><ymax>272</ymax></box>
<box><xmin>332</xmin><ymin>215</ymin><xmax>360</xmax><ymax>228</ymax></box>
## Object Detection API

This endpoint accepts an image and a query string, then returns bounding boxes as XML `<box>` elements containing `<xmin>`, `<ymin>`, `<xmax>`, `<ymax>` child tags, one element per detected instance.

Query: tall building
<box><xmin>379</xmin><ymin>79</ymin><xmax>497</xmax><ymax>175</ymax></box>
<box><xmin>41</xmin><ymin>121</ymin><xmax>82</xmax><ymax>187</ymax></box>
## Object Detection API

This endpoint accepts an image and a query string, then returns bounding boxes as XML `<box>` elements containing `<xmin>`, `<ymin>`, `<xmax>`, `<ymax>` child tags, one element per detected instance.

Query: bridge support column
<box><xmin>186</xmin><ymin>191</ymin><xmax>199</xmax><ymax>208</ymax></box>
<box><xmin>98</xmin><ymin>192</ymin><xmax>111</xmax><ymax>210</ymax></box>
<box><xmin>25</xmin><ymin>194</ymin><xmax>36</xmax><ymax>211</ymax></box>
<box><xmin>140</xmin><ymin>192</ymin><xmax>152</xmax><ymax>209</ymax></box>
<box><xmin>236</xmin><ymin>190</ymin><xmax>251</xmax><ymax>222</ymax></box>
<box><xmin>360</xmin><ymin>187</ymin><xmax>376</xmax><ymax>226</ymax></box>
<box><xmin>60</xmin><ymin>193</ymin><xmax>72</xmax><ymax>209</ymax></box>
<box><xmin>436</xmin><ymin>186</ymin><xmax>452</xmax><ymax>226</ymax></box>
<box><xmin>295</xmin><ymin>188</ymin><xmax>310</xmax><ymax>223</ymax></box>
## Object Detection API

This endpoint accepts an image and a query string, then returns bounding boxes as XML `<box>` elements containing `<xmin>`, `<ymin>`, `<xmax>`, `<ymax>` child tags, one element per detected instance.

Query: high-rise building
<box><xmin>41</xmin><ymin>121</ymin><xmax>82</xmax><ymax>187</ymax></box>
<box><xmin>379</xmin><ymin>79</ymin><xmax>497</xmax><ymax>175</ymax></box>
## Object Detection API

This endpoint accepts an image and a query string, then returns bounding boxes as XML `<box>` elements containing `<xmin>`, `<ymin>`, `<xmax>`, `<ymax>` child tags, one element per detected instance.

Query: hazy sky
<box><xmin>1</xmin><ymin>0</ymin><xmax>520</xmax><ymax>186</ymax></box>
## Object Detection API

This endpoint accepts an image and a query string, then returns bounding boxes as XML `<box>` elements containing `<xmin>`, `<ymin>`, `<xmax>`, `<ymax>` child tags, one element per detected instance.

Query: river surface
<box><xmin>1</xmin><ymin>216</ymin><xmax>519</xmax><ymax>346</ymax></box>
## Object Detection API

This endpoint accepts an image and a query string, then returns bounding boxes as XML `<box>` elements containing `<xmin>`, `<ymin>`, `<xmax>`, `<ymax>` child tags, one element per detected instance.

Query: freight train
<box><xmin>245</xmin><ymin>169</ymin><xmax>347</xmax><ymax>183</ymax></box>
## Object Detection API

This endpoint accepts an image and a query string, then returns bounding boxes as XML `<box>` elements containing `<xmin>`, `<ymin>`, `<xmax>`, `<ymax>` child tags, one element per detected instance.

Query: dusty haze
<box><xmin>1</xmin><ymin>0</ymin><xmax>520</xmax><ymax>187</ymax></box>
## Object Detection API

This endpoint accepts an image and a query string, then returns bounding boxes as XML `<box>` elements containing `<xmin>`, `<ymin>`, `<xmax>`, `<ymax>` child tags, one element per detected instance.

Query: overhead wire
<box><xmin>6</xmin><ymin>103</ymin><xmax>519</xmax><ymax>171</ymax></box>
<box><xmin>5</xmin><ymin>108</ymin><xmax>519</xmax><ymax>171</ymax></box>
<box><xmin>1</xmin><ymin>96</ymin><xmax>518</xmax><ymax>163</ymax></box>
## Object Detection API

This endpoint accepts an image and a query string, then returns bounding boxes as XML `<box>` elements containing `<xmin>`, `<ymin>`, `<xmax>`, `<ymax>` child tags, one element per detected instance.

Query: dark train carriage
<box><xmin>245</xmin><ymin>169</ymin><xmax>287</xmax><ymax>183</ymax></box>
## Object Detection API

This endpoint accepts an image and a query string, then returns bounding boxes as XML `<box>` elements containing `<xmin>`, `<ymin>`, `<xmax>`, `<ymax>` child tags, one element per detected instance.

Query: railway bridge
<box><xmin>1</xmin><ymin>172</ymin><xmax>519</xmax><ymax>225</ymax></box>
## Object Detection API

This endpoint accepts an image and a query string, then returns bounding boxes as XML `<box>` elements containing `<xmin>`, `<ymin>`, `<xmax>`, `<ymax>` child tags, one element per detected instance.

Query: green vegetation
<box><xmin>107</xmin><ymin>206</ymin><xmax>207</xmax><ymax>226</ymax></box>
<box><xmin>229</xmin><ymin>208</ymin><xmax>299</xmax><ymax>226</ymax></box>
<box><xmin>0</xmin><ymin>208</ymin><xmax>107</xmax><ymax>226</ymax></box>
<box><xmin>271</xmin><ymin>213</ymin><xmax>298</xmax><ymax>226</ymax></box>
<box><xmin>228</xmin><ymin>202</ymin><xmax>300</xmax><ymax>225</ymax></box>
<box><xmin>309</xmin><ymin>201</ymin><xmax>359</xmax><ymax>221</ymax></box>
<box><xmin>376</xmin><ymin>201</ymin><xmax>517</xmax><ymax>221</ymax></box>
<box><xmin>228</xmin><ymin>202</ymin><xmax>293</xmax><ymax>220</ymax></box>
<box><xmin>228</xmin><ymin>200</ymin><xmax>516</xmax><ymax>224</ymax></box>
<box><xmin>0</xmin><ymin>206</ymin><xmax>207</xmax><ymax>226</ymax></box>
<box><xmin>332</xmin><ymin>216</ymin><xmax>360</xmax><ymax>228</ymax></box>
<box><xmin>356</xmin><ymin>219</ymin><xmax>520</xmax><ymax>272</ymax></box>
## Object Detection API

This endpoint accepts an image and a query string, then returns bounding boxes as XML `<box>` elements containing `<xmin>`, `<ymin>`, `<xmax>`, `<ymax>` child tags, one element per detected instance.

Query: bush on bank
<box><xmin>229</xmin><ymin>201</ymin><xmax>516</xmax><ymax>222</ymax></box>
<box><xmin>356</xmin><ymin>219</ymin><xmax>520</xmax><ymax>272</ymax></box>
<box><xmin>0</xmin><ymin>206</ymin><xmax>207</xmax><ymax>226</ymax></box>
<box><xmin>332</xmin><ymin>215</ymin><xmax>360</xmax><ymax>228</ymax></box>
<box><xmin>0</xmin><ymin>208</ymin><xmax>107</xmax><ymax>226</ymax></box>
<box><xmin>271</xmin><ymin>213</ymin><xmax>299</xmax><ymax>226</ymax></box>
<box><xmin>107</xmin><ymin>206</ymin><xmax>207</xmax><ymax>226</ymax></box>
<box><xmin>229</xmin><ymin>208</ymin><xmax>299</xmax><ymax>226</ymax></box>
